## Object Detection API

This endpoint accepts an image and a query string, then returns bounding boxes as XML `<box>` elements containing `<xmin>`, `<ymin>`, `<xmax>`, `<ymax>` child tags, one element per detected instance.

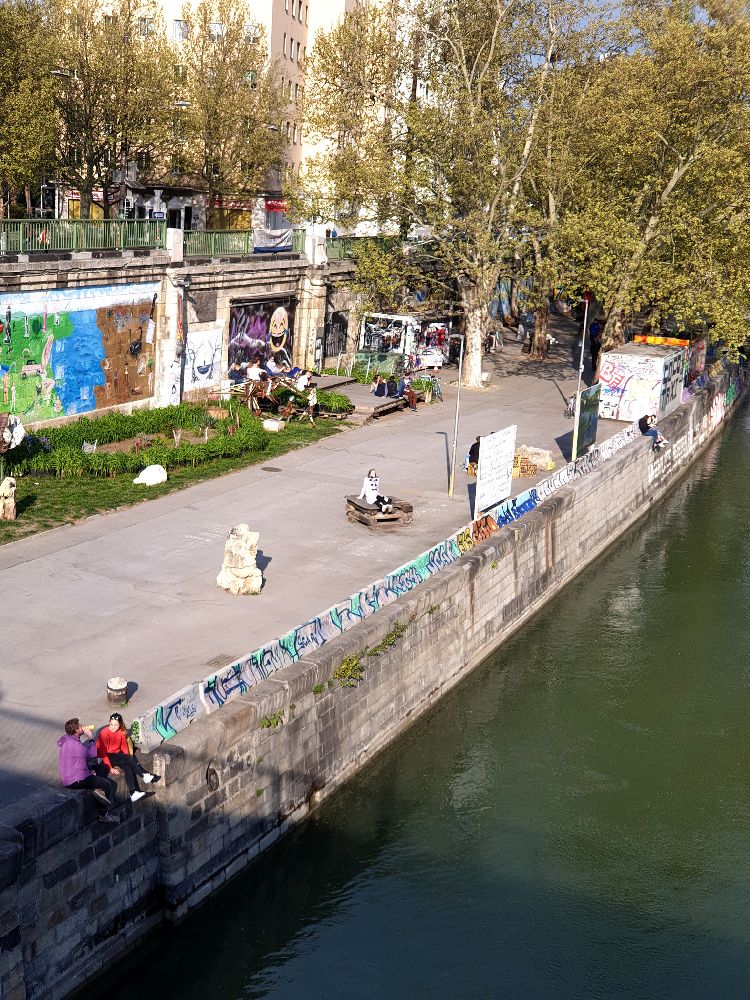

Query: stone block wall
<box><xmin>0</xmin><ymin>368</ymin><xmax>741</xmax><ymax>999</ymax></box>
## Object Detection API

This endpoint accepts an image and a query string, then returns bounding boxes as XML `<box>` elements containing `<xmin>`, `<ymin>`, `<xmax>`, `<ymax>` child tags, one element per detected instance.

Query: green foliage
<box><xmin>366</xmin><ymin>621</ymin><xmax>407</xmax><ymax>657</ymax></box>
<box><xmin>312</xmin><ymin>683</ymin><xmax>325</xmax><ymax>695</ymax></box>
<box><xmin>259</xmin><ymin>710</ymin><xmax>284</xmax><ymax>729</ymax></box>
<box><xmin>331</xmin><ymin>654</ymin><xmax>363</xmax><ymax>688</ymax></box>
<box><xmin>6</xmin><ymin>404</ymin><xmax>269</xmax><ymax>478</ymax></box>
<box><xmin>426</xmin><ymin>604</ymin><xmax>440</xmax><ymax>615</ymax></box>
<box><xmin>179</xmin><ymin>0</ymin><xmax>285</xmax><ymax>225</ymax></box>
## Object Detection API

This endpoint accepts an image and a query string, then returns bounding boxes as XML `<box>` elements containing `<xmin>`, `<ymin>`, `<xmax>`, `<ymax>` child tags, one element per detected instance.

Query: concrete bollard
<box><xmin>107</xmin><ymin>676</ymin><xmax>128</xmax><ymax>703</ymax></box>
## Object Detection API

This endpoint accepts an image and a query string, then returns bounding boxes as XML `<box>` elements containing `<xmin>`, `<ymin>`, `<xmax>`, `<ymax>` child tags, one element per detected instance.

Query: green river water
<box><xmin>108</xmin><ymin>406</ymin><xmax>750</xmax><ymax>1000</ymax></box>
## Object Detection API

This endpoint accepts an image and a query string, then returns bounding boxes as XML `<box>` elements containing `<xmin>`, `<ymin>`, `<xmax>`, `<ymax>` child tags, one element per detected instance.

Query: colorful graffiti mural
<box><xmin>228</xmin><ymin>299</ymin><xmax>295</xmax><ymax>368</ymax></box>
<box><xmin>132</xmin><ymin>381</ymin><xmax>742</xmax><ymax>753</ymax></box>
<box><xmin>0</xmin><ymin>284</ymin><xmax>159</xmax><ymax>419</ymax></box>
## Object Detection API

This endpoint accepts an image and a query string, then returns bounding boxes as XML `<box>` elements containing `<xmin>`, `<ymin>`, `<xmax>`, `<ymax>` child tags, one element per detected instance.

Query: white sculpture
<box><xmin>262</xmin><ymin>418</ymin><xmax>285</xmax><ymax>433</ymax></box>
<box><xmin>133</xmin><ymin>464</ymin><xmax>168</xmax><ymax>486</ymax></box>
<box><xmin>216</xmin><ymin>524</ymin><xmax>263</xmax><ymax>596</ymax></box>
<box><xmin>0</xmin><ymin>476</ymin><xmax>17</xmax><ymax>520</ymax></box>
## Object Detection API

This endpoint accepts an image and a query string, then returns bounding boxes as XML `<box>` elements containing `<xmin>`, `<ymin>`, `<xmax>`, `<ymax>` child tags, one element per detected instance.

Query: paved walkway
<box><xmin>0</xmin><ymin>335</ymin><xmax>618</xmax><ymax>805</ymax></box>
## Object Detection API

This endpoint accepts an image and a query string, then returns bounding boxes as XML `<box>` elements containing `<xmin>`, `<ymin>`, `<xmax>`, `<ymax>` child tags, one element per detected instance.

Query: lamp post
<box><xmin>571</xmin><ymin>291</ymin><xmax>592</xmax><ymax>461</ymax></box>
<box><xmin>447</xmin><ymin>334</ymin><xmax>465</xmax><ymax>497</ymax></box>
<box><xmin>177</xmin><ymin>274</ymin><xmax>192</xmax><ymax>402</ymax></box>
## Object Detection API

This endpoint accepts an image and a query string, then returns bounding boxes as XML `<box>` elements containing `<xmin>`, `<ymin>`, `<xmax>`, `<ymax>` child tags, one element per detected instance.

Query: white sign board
<box><xmin>475</xmin><ymin>425</ymin><xmax>517</xmax><ymax>515</ymax></box>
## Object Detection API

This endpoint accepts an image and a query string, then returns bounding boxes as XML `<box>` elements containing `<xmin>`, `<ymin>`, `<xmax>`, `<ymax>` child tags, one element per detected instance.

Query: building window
<box><xmin>244</xmin><ymin>21</ymin><xmax>258</xmax><ymax>42</ymax></box>
<box><xmin>294</xmin><ymin>83</ymin><xmax>299</xmax><ymax>102</ymax></box>
<box><xmin>283</xmin><ymin>32</ymin><xmax>287</xmax><ymax>56</ymax></box>
<box><xmin>244</xmin><ymin>70</ymin><xmax>257</xmax><ymax>89</ymax></box>
<box><xmin>173</xmin><ymin>19</ymin><xmax>188</xmax><ymax>40</ymax></box>
<box><xmin>208</xmin><ymin>22</ymin><xmax>225</xmax><ymax>41</ymax></box>
<box><xmin>136</xmin><ymin>150</ymin><xmax>150</xmax><ymax>171</ymax></box>
<box><xmin>292</xmin><ymin>0</ymin><xmax>297</xmax><ymax>16</ymax></box>
<box><xmin>171</xmin><ymin>153</ymin><xmax>184</xmax><ymax>175</ymax></box>
<box><xmin>174</xmin><ymin>64</ymin><xmax>187</xmax><ymax>84</ymax></box>
<box><xmin>292</xmin><ymin>124</ymin><xmax>297</xmax><ymax>144</ymax></box>
<box><xmin>288</xmin><ymin>79</ymin><xmax>293</xmax><ymax>99</ymax></box>
<box><xmin>285</xmin><ymin>0</ymin><xmax>289</xmax><ymax>10</ymax></box>
<box><xmin>296</xmin><ymin>41</ymin><xmax>300</xmax><ymax>61</ymax></box>
<box><xmin>104</xmin><ymin>14</ymin><xmax>116</xmax><ymax>29</ymax></box>
<box><xmin>290</xmin><ymin>36</ymin><xmax>294</xmax><ymax>61</ymax></box>
<box><xmin>305</xmin><ymin>5</ymin><xmax>309</xmax><ymax>25</ymax></box>
<box><xmin>285</xmin><ymin>121</ymin><xmax>291</xmax><ymax>139</ymax></box>
<box><xmin>139</xmin><ymin>17</ymin><xmax>154</xmax><ymax>37</ymax></box>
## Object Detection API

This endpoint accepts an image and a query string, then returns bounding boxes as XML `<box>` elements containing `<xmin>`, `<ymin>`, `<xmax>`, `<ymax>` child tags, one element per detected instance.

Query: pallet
<box><xmin>345</xmin><ymin>495</ymin><xmax>414</xmax><ymax>529</ymax></box>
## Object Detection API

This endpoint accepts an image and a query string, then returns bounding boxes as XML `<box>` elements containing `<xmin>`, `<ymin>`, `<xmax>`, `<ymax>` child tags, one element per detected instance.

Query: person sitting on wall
<box><xmin>295</xmin><ymin>370</ymin><xmax>314</xmax><ymax>392</ymax></box>
<box><xmin>58</xmin><ymin>718</ymin><xmax>119</xmax><ymax>824</ymax></box>
<box><xmin>358</xmin><ymin>468</ymin><xmax>393</xmax><ymax>513</ymax></box>
<box><xmin>386</xmin><ymin>375</ymin><xmax>400</xmax><ymax>398</ymax></box>
<box><xmin>371</xmin><ymin>375</ymin><xmax>386</xmax><ymax>397</ymax></box>
<box><xmin>96</xmin><ymin>712</ymin><xmax>160</xmax><ymax>804</ymax></box>
<box><xmin>639</xmin><ymin>414</ymin><xmax>669</xmax><ymax>450</ymax></box>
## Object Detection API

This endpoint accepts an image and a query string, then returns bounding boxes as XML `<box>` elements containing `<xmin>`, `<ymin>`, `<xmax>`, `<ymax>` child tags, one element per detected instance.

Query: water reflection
<box><xmin>101</xmin><ymin>408</ymin><xmax>750</xmax><ymax>1000</ymax></box>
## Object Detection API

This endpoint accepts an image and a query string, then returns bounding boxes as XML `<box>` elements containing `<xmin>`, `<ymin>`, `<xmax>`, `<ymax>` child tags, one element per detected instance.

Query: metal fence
<box><xmin>183</xmin><ymin>229</ymin><xmax>254</xmax><ymax>257</ymax></box>
<box><xmin>0</xmin><ymin>219</ymin><xmax>166</xmax><ymax>254</ymax></box>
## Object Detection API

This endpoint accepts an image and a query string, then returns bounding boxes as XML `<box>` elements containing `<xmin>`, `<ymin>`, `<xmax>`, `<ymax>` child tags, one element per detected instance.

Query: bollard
<box><xmin>107</xmin><ymin>676</ymin><xmax>128</xmax><ymax>703</ymax></box>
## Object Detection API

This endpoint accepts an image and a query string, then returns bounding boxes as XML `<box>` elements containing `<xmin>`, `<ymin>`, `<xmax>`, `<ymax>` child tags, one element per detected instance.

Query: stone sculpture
<box><xmin>0</xmin><ymin>476</ymin><xmax>17</xmax><ymax>520</ymax></box>
<box><xmin>133</xmin><ymin>464</ymin><xmax>168</xmax><ymax>486</ymax></box>
<box><xmin>216</xmin><ymin>523</ymin><xmax>263</xmax><ymax>596</ymax></box>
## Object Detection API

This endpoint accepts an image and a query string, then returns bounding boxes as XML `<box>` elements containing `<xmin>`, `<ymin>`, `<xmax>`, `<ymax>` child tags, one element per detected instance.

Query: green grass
<box><xmin>0</xmin><ymin>419</ymin><xmax>344</xmax><ymax>546</ymax></box>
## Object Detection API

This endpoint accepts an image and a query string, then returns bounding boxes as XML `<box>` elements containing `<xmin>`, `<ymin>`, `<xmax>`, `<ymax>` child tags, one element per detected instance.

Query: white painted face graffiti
<box><xmin>269</xmin><ymin>307</ymin><xmax>289</xmax><ymax>357</ymax></box>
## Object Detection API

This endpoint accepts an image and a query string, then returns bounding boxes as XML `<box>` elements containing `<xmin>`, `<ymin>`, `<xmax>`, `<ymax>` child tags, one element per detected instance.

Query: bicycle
<box><xmin>429</xmin><ymin>374</ymin><xmax>444</xmax><ymax>402</ymax></box>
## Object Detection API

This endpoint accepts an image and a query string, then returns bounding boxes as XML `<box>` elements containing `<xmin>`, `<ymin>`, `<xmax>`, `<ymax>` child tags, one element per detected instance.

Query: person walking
<box><xmin>358</xmin><ymin>468</ymin><xmax>393</xmax><ymax>513</ymax></box>
<box><xmin>58</xmin><ymin>718</ymin><xmax>119</xmax><ymax>823</ymax></box>
<box><xmin>96</xmin><ymin>713</ymin><xmax>160</xmax><ymax>803</ymax></box>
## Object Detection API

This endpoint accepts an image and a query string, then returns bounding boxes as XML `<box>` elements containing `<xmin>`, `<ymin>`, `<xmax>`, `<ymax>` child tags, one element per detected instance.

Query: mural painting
<box><xmin>228</xmin><ymin>299</ymin><xmax>295</xmax><ymax>368</ymax></box>
<box><xmin>0</xmin><ymin>284</ymin><xmax>159</xmax><ymax>419</ymax></box>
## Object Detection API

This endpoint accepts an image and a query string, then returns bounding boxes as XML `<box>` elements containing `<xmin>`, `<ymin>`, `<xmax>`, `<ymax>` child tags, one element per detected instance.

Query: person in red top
<box><xmin>96</xmin><ymin>713</ymin><xmax>160</xmax><ymax>803</ymax></box>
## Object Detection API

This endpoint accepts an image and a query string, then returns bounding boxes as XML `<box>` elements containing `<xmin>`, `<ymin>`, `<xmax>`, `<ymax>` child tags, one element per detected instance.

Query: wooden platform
<box><xmin>345</xmin><ymin>495</ymin><xmax>414</xmax><ymax>529</ymax></box>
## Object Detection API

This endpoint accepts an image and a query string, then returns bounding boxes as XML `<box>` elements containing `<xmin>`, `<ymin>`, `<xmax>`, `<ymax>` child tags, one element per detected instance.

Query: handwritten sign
<box><xmin>475</xmin><ymin>424</ymin><xmax>517</xmax><ymax>516</ymax></box>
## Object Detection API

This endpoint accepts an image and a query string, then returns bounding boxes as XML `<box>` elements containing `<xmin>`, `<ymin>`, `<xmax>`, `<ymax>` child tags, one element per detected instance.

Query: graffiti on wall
<box><xmin>185</xmin><ymin>324</ymin><xmax>223</xmax><ymax>390</ymax></box>
<box><xmin>0</xmin><ymin>284</ymin><xmax>159</xmax><ymax>419</ymax></box>
<box><xmin>228</xmin><ymin>300</ymin><xmax>295</xmax><ymax>368</ymax></box>
<box><xmin>132</xmin><ymin>382</ymin><xmax>736</xmax><ymax>752</ymax></box>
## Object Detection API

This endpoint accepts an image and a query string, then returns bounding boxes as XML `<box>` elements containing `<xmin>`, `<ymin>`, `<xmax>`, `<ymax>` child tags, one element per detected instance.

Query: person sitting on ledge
<box><xmin>97</xmin><ymin>712</ymin><xmax>160</xmax><ymax>804</ymax></box>
<box><xmin>371</xmin><ymin>375</ymin><xmax>386</xmax><ymax>397</ymax></box>
<box><xmin>386</xmin><ymin>375</ymin><xmax>399</xmax><ymax>398</ymax></box>
<box><xmin>638</xmin><ymin>414</ymin><xmax>668</xmax><ymax>450</ymax></box>
<box><xmin>58</xmin><ymin>718</ymin><xmax>119</xmax><ymax>824</ymax></box>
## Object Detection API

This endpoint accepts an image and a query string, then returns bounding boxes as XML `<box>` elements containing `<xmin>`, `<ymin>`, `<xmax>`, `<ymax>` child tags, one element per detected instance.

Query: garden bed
<box><xmin>5</xmin><ymin>391</ymin><xmax>352</xmax><ymax>480</ymax></box>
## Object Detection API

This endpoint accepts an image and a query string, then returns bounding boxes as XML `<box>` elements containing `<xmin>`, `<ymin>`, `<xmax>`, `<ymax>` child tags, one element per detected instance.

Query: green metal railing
<box><xmin>0</xmin><ymin>219</ymin><xmax>166</xmax><ymax>254</ymax></box>
<box><xmin>183</xmin><ymin>229</ymin><xmax>254</xmax><ymax>257</ymax></box>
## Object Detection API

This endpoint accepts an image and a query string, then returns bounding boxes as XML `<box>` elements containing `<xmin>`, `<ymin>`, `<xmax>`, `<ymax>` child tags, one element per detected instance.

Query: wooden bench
<box><xmin>370</xmin><ymin>389</ymin><xmax>426</xmax><ymax>418</ymax></box>
<box><xmin>345</xmin><ymin>495</ymin><xmax>414</xmax><ymax>529</ymax></box>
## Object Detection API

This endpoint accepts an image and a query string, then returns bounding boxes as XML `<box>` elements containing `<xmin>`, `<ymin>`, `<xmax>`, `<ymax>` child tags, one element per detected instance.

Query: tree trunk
<box><xmin>529</xmin><ymin>301</ymin><xmax>549</xmax><ymax>360</ymax></box>
<box><xmin>459</xmin><ymin>281</ymin><xmax>486</xmax><ymax>388</ymax></box>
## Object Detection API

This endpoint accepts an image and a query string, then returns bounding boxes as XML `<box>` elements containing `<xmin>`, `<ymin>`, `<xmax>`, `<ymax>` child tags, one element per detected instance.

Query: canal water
<box><xmin>109</xmin><ymin>407</ymin><xmax>750</xmax><ymax>1000</ymax></box>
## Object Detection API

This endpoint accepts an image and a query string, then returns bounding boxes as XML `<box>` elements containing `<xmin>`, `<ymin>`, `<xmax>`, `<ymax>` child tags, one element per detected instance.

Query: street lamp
<box><xmin>176</xmin><ymin>274</ymin><xmax>192</xmax><ymax>402</ymax></box>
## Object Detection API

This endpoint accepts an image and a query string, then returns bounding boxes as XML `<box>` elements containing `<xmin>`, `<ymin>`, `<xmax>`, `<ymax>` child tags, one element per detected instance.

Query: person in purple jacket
<box><xmin>58</xmin><ymin>718</ymin><xmax>119</xmax><ymax>824</ymax></box>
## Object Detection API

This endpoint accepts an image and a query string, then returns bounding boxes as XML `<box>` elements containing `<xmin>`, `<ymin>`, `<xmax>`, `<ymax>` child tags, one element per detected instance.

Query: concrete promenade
<box><xmin>0</xmin><ymin>336</ymin><xmax>619</xmax><ymax>804</ymax></box>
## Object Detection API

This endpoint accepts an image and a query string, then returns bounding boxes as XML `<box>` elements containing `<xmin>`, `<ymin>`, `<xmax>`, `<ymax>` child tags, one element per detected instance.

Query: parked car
<box><xmin>417</xmin><ymin>346</ymin><xmax>445</xmax><ymax>369</ymax></box>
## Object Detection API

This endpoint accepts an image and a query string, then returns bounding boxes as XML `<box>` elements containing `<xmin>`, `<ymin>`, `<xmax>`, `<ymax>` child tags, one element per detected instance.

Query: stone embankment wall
<box><xmin>0</xmin><ymin>366</ymin><xmax>743</xmax><ymax>1000</ymax></box>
